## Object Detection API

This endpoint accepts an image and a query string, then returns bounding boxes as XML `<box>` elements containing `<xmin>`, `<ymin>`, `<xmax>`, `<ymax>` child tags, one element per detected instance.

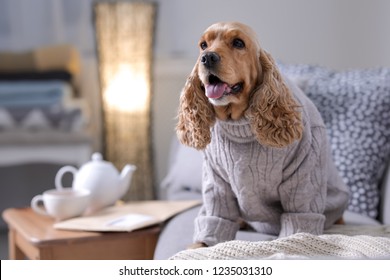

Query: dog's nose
<box><xmin>201</xmin><ymin>52</ymin><xmax>220</xmax><ymax>69</ymax></box>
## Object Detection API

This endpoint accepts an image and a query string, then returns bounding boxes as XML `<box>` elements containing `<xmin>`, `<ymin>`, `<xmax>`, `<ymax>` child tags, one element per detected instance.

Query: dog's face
<box><xmin>197</xmin><ymin>22</ymin><xmax>261</xmax><ymax>120</ymax></box>
<box><xmin>177</xmin><ymin>21</ymin><xmax>303</xmax><ymax>150</ymax></box>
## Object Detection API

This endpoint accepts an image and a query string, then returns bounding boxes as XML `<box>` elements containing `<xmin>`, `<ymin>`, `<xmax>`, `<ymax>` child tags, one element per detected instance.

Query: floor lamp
<box><xmin>94</xmin><ymin>1</ymin><xmax>156</xmax><ymax>201</ymax></box>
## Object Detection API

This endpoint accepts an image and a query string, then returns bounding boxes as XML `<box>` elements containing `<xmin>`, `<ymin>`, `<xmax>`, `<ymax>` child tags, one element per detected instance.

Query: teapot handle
<box><xmin>55</xmin><ymin>166</ymin><xmax>78</xmax><ymax>190</ymax></box>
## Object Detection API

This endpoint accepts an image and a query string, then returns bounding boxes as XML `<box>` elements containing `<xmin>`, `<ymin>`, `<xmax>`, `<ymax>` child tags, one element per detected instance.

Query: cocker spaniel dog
<box><xmin>176</xmin><ymin>22</ymin><xmax>349</xmax><ymax>247</ymax></box>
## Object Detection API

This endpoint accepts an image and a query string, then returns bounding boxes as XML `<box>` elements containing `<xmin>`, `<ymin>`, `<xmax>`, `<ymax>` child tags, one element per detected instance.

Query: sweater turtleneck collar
<box><xmin>216</xmin><ymin>117</ymin><xmax>256</xmax><ymax>143</ymax></box>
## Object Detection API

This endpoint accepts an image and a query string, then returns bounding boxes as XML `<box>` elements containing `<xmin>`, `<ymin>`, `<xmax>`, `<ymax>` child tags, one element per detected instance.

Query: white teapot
<box><xmin>55</xmin><ymin>153</ymin><xmax>136</xmax><ymax>214</ymax></box>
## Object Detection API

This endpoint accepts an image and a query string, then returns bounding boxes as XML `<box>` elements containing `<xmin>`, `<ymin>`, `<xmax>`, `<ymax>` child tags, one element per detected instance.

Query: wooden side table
<box><xmin>2</xmin><ymin>208</ymin><xmax>160</xmax><ymax>260</ymax></box>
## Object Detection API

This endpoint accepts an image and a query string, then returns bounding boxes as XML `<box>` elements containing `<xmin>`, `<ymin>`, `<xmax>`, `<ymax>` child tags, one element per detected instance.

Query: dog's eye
<box><xmin>232</xmin><ymin>38</ymin><xmax>245</xmax><ymax>49</ymax></box>
<box><xmin>200</xmin><ymin>41</ymin><xmax>208</xmax><ymax>50</ymax></box>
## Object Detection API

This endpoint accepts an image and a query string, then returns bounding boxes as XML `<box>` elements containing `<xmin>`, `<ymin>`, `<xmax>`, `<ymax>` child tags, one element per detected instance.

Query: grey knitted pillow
<box><xmin>280</xmin><ymin>64</ymin><xmax>390</xmax><ymax>219</ymax></box>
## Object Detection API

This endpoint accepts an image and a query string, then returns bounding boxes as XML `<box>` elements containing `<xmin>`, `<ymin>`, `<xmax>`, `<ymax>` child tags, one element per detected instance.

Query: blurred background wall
<box><xmin>0</xmin><ymin>0</ymin><xmax>389</xmax><ymax>200</ymax></box>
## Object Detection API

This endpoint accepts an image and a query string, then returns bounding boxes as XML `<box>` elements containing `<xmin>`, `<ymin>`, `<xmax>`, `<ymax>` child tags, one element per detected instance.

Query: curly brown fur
<box><xmin>176</xmin><ymin>61</ymin><xmax>215</xmax><ymax>150</ymax></box>
<box><xmin>176</xmin><ymin>22</ymin><xmax>303</xmax><ymax>149</ymax></box>
<box><xmin>246</xmin><ymin>48</ymin><xmax>303</xmax><ymax>147</ymax></box>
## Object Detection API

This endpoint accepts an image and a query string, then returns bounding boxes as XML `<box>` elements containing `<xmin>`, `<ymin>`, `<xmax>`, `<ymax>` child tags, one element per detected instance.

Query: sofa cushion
<box><xmin>161</xmin><ymin>138</ymin><xmax>203</xmax><ymax>200</ymax></box>
<box><xmin>280</xmin><ymin>64</ymin><xmax>390</xmax><ymax>219</ymax></box>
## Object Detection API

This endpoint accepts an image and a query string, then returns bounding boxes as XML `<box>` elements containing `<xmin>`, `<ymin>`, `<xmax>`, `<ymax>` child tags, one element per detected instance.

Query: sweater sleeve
<box><xmin>193</xmin><ymin>154</ymin><xmax>240</xmax><ymax>246</ymax></box>
<box><xmin>278</xmin><ymin>126</ymin><xmax>328</xmax><ymax>238</ymax></box>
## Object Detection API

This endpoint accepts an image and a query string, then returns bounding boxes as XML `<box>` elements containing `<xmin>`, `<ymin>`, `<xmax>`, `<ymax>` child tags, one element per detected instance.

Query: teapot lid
<box><xmin>92</xmin><ymin>153</ymin><xmax>103</xmax><ymax>161</ymax></box>
<box><xmin>85</xmin><ymin>152</ymin><xmax>115</xmax><ymax>170</ymax></box>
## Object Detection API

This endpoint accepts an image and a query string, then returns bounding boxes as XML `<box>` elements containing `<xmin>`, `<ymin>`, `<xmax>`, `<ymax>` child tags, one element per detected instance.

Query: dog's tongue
<box><xmin>205</xmin><ymin>83</ymin><xmax>229</xmax><ymax>99</ymax></box>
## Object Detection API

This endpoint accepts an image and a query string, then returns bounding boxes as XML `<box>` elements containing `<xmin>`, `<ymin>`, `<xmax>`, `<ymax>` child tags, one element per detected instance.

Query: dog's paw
<box><xmin>187</xmin><ymin>242</ymin><xmax>208</xmax><ymax>249</ymax></box>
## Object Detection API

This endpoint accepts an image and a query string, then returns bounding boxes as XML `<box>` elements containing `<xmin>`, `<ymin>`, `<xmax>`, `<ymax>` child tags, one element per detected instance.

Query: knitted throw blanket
<box><xmin>170</xmin><ymin>225</ymin><xmax>390</xmax><ymax>260</ymax></box>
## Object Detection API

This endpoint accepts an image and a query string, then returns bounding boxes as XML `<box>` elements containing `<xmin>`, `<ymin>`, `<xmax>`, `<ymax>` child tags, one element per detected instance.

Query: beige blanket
<box><xmin>0</xmin><ymin>44</ymin><xmax>80</xmax><ymax>75</ymax></box>
<box><xmin>170</xmin><ymin>225</ymin><xmax>390</xmax><ymax>260</ymax></box>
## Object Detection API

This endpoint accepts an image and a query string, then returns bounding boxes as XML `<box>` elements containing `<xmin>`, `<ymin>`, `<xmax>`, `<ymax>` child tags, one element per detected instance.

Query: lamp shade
<box><xmin>94</xmin><ymin>1</ymin><xmax>156</xmax><ymax>200</ymax></box>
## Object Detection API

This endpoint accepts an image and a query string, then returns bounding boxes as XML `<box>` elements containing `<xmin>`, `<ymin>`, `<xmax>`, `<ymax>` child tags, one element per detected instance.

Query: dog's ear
<box><xmin>176</xmin><ymin>61</ymin><xmax>215</xmax><ymax>150</ymax></box>
<box><xmin>246</xmin><ymin>48</ymin><xmax>303</xmax><ymax>148</ymax></box>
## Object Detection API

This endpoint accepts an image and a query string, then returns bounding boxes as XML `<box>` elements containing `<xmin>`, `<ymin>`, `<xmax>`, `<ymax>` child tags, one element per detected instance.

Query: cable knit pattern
<box><xmin>194</xmin><ymin>81</ymin><xmax>349</xmax><ymax>246</ymax></box>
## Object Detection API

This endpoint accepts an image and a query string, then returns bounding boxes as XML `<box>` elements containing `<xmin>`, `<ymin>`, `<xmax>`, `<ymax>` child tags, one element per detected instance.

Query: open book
<box><xmin>54</xmin><ymin>200</ymin><xmax>201</xmax><ymax>232</ymax></box>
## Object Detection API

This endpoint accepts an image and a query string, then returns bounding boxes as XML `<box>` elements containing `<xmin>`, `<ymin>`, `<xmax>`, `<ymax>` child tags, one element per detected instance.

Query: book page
<box><xmin>54</xmin><ymin>200</ymin><xmax>201</xmax><ymax>232</ymax></box>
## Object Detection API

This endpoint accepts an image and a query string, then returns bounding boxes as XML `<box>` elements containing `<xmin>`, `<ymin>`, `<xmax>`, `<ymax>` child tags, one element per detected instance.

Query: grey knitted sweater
<box><xmin>194</xmin><ymin>82</ymin><xmax>350</xmax><ymax>246</ymax></box>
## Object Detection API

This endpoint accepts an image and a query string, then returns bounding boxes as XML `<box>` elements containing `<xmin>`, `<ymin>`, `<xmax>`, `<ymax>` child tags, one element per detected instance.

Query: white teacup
<box><xmin>31</xmin><ymin>188</ymin><xmax>91</xmax><ymax>221</ymax></box>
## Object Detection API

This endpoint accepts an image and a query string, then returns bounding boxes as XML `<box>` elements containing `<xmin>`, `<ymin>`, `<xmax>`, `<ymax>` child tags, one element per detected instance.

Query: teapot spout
<box><xmin>118</xmin><ymin>164</ymin><xmax>137</xmax><ymax>199</ymax></box>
